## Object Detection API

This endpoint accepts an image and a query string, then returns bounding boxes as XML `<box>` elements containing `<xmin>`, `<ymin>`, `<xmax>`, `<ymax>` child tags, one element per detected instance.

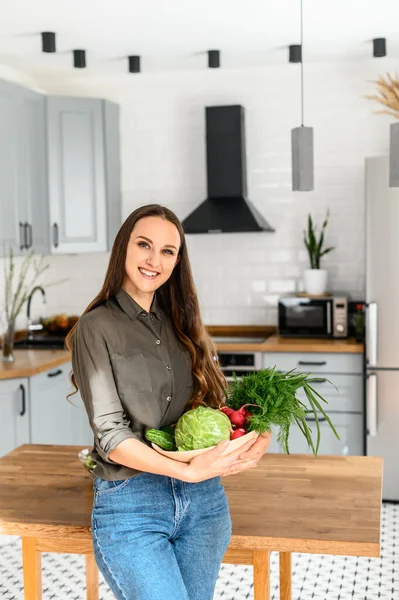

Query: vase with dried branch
<box><xmin>365</xmin><ymin>73</ymin><xmax>399</xmax><ymax>186</ymax></box>
<box><xmin>1</xmin><ymin>249</ymin><xmax>50</xmax><ymax>362</ymax></box>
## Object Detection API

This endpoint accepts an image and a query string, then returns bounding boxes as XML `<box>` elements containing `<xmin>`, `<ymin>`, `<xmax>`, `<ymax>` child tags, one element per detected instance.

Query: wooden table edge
<box><xmin>229</xmin><ymin>535</ymin><xmax>381</xmax><ymax>558</ymax></box>
<box><xmin>0</xmin><ymin>523</ymin><xmax>380</xmax><ymax>559</ymax></box>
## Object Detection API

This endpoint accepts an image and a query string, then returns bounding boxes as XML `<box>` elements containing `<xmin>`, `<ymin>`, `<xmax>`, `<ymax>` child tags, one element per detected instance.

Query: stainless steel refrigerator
<box><xmin>366</xmin><ymin>155</ymin><xmax>399</xmax><ymax>502</ymax></box>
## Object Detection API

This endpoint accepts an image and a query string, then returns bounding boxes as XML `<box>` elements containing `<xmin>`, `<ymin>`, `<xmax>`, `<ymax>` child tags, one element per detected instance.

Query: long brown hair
<box><xmin>65</xmin><ymin>204</ymin><xmax>227</xmax><ymax>410</ymax></box>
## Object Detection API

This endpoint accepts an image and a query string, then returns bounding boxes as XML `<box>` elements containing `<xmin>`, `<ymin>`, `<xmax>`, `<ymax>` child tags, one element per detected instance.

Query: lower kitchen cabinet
<box><xmin>262</xmin><ymin>351</ymin><xmax>364</xmax><ymax>457</ymax></box>
<box><xmin>0</xmin><ymin>378</ymin><xmax>30</xmax><ymax>457</ymax></box>
<box><xmin>267</xmin><ymin>413</ymin><xmax>364</xmax><ymax>456</ymax></box>
<box><xmin>30</xmin><ymin>362</ymin><xmax>93</xmax><ymax>446</ymax></box>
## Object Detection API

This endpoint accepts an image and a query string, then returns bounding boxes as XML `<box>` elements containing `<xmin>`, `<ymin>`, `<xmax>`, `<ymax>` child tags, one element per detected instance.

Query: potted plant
<box><xmin>303</xmin><ymin>210</ymin><xmax>335</xmax><ymax>295</ymax></box>
<box><xmin>365</xmin><ymin>73</ymin><xmax>399</xmax><ymax>186</ymax></box>
<box><xmin>1</xmin><ymin>248</ymin><xmax>65</xmax><ymax>362</ymax></box>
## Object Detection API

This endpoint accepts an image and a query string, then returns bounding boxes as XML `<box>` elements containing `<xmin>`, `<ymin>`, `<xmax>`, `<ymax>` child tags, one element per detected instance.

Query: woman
<box><xmin>66</xmin><ymin>204</ymin><xmax>270</xmax><ymax>600</ymax></box>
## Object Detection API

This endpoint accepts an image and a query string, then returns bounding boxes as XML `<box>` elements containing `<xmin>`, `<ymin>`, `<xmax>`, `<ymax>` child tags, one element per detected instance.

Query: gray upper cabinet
<box><xmin>46</xmin><ymin>96</ymin><xmax>121</xmax><ymax>254</ymax></box>
<box><xmin>0</xmin><ymin>80</ymin><xmax>20</xmax><ymax>254</ymax></box>
<box><xmin>17</xmin><ymin>87</ymin><xmax>49</xmax><ymax>255</ymax></box>
<box><xmin>0</xmin><ymin>79</ymin><xmax>122</xmax><ymax>256</ymax></box>
<box><xmin>0</xmin><ymin>80</ymin><xmax>49</xmax><ymax>257</ymax></box>
<box><xmin>0</xmin><ymin>378</ymin><xmax>30</xmax><ymax>457</ymax></box>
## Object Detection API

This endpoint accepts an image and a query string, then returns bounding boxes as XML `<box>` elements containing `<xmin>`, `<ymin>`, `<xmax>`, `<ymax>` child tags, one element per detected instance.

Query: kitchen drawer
<box><xmin>262</xmin><ymin>352</ymin><xmax>363</xmax><ymax>375</ymax></box>
<box><xmin>295</xmin><ymin>374</ymin><xmax>363</xmax><ymax>413</ymax></box>
<box><xmin>268</xmin><ymin>413</ymin><xmax>364</xmax><ymax>457</ymax></box>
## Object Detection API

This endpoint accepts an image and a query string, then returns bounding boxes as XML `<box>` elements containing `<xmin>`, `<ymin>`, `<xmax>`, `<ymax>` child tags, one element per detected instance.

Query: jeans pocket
<box><xmin>94</xmin><ymin>476</ymin><xmax>131</xmax><ymax>496</ymax></box>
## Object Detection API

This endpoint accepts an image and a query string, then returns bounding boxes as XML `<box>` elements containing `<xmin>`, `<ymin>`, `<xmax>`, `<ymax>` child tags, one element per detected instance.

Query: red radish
<box><xmin>231</xmin><ymin>428</ymin><xmax>247</xmax><ymax>439</ymax></box>
<box><xmin>228</xmin><ymin>404</ymin><xmax>259</xmax><ymax>427</ymax></box>
<box><xmin>220</xmin><ymin>403</ymin><xmax>264</xmax><ymax>428</ymax></box>
<box><xmin>220</xmin><ymin>406</ymin><xmax>235</xmax><ymax>418</ymax></box>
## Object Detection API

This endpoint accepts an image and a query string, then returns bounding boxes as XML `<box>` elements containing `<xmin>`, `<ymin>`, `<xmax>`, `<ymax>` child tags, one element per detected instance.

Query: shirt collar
<box><xmin>115</xmin><ymin>289</ymin><xmax>162</xmax><ymax>321</ymax></box>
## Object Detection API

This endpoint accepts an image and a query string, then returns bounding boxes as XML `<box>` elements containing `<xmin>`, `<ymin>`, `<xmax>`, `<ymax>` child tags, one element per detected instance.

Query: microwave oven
<box><xmin>278</xmin><ymin>295</ymin><xmax>349</xmax><ymax>338</ymax></box>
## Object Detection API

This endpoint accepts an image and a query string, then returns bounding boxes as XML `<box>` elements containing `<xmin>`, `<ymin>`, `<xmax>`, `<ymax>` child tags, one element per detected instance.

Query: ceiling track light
<box><xmin>289</xmin><ymin>44</ymin><xmax>302</xmax><ymax>63</ymax></box>
<box><xmin>128</xmin><ymin>55</ymin><xmax>140</xmax><ymax>73</ymax></box>
<box><xmin>291</xmin><ymin>0</ymin><xmax>314</xmax><ymax>191</ymax></box>
<box><xmin>208</xmin><ymin>50</ymin><xmax>220</xmax><ymax>68</ymax></box>
<box><xmin>373</xmin><ymin>38</ymin><xmax>386</xmax><ymax>58</ymax></box>
<box><xmin>41</xmin><ymin>32</ymin><xmax>56</xmax><ymax>53</ymax></box>
<box><xmin>73</xmin><ymin>49</ymin><xmax>86</xmax><ymax>68</ymax></box>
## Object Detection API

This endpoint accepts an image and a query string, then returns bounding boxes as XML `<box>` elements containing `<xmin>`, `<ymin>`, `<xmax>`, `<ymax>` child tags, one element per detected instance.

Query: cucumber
<box><xmin>145</xmin><ymin>428</ymin><xmax>177</xmax><ymax>451</ymax></box>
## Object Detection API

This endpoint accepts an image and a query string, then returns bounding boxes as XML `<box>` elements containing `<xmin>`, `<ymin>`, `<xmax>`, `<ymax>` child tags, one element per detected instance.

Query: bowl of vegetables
<box><xmin>146</xmin><ymin>405</ymin><xmax>263</xmax><ymax>463</ymax></box>
<box><xmin>147</xmin><ymin>366</ymin><xmax>339</xmax><ymax>461</ymax></box>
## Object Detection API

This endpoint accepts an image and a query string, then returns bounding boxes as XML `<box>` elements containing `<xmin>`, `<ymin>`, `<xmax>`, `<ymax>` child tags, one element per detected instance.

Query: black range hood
<box><xmin>182</xmin><ymin>105</ymin><xmax>274</xmax><ymax>234</ymax></box>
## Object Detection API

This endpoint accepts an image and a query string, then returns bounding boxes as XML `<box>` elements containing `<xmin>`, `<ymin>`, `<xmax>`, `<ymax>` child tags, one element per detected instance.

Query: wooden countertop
<box><xmin>215</xmin><ymin>334</ymin><xmax>364</xmax><ymax>354</ymax></box>
<box><xmin>0</xmin><ymin>445</ymin><xmax>382</xmax><ymax>558</ymax></box>
<box><xmin>0</xmin><ymin>350</ymin><xmax>71</xmax><ymax>380</ymax></box>
<box><xmin>207</xmin><ymin>325</ymin><xmax>363</xmax><ymax>353</ymax></box>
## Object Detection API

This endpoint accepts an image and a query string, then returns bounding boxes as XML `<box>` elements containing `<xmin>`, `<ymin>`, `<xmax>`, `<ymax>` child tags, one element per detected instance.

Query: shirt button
<box><xmin>155</xmin><ymin>339</ymin><xmax>161</xmax><ymax>345</ymax></box>
<box><xmin>141</xmin><ymin>311</ymin><xmax>147</xmax><ymax>317</ymax></box>
<box><xmin>166</xmin><ymin>396</ymin><xmax>172</xmax><ymax>402</ymax></box>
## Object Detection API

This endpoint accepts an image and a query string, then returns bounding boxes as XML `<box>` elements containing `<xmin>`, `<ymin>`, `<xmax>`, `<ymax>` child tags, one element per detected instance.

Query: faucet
<box><xmin>27</xmin><ymin>286</ymin><xmax>46</xmax><ymax>341</ymax></box>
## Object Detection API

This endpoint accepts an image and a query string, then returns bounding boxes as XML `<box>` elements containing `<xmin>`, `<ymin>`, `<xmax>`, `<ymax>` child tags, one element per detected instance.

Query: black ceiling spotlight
<box><xmin>289</xmin><ymin>44</ymin><xmax>302</xmax><ymax>63</ymax></box>
<box><xmin>373</xmin><ymin>38</ymin><xmax>386</xmax><ymax>58</ymax></box>
<box><xmin>208</xmin><ymin>50</ymin><xmax>220</xmax><ymax>68</ymax></box>
<box><xmin>128</xmin><ymin>55</ymin><xmax>140</xmax><ymax>73</ymax></box>
<box><xmin>73</xmin><ymin>49</ymin><xmax>86</xmax><ymax>68</ymax></box>
<box><xmin>41</xmin><ymin>32</ymin><xmax>56</xmax><ymax>53</ymax></box>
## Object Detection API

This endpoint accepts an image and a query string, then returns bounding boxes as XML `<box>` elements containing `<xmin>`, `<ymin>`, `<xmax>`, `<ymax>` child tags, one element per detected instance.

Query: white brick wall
<box><xmin>0</xmin><ymin>58</ymin><xmax>395</xmax><ymax>327</ymax></box>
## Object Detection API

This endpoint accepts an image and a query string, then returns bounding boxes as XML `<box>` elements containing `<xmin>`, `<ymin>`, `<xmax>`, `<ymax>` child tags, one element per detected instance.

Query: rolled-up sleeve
<box><xmin>72</xmin><ymin>319</ymin><xmax>138</xmax><ymax>462</ymax></box>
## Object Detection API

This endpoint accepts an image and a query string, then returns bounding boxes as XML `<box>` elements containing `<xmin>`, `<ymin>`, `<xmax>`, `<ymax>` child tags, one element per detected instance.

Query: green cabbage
<box><xmin>175</xmin><ymin>406</ymin><xmax>232</xmax><ymax>451</ymax></box>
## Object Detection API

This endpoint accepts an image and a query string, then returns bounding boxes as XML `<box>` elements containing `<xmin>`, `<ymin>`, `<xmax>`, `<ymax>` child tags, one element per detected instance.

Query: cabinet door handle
<box><xmin>310</xmin><ymin>378</ymin><xmax>327</xmax><ymax>384</ymax></box>
<box><xmin>53</xmin><ymin>223</ymin><xmax>59</xmax><ymax>248</ymax></box>
<box><xmin>19</xmin><ymin>222</ymin><xmax>26</xmax><ymax>250</ymax></box>
<box><xmin>298</xmin><ymin>361</ymin><xmax>327</xmax><ymax>366</ymax></box>
<box><xmin>19</xmin><ymin>384</ymin><xmax>26</xmax><ymax>416</ymax></box>
<box><xmin>366</xmin><ymin>303</ymin><xmax>378</xmax><ymax>367</ymax></box>
<box><xmin>367</xmin><ymin>373</ymin><xmax>378</xmax><ymax>437</ymax></box>
<box><xmin>48</xmin><ymin>369</ymin><xmax>63</xmax><ymax>378</ymax></box>
<box><xmin>305</xmin><ymin>416</ymin><xmax>327</xmax><ymax>423</ymax></box>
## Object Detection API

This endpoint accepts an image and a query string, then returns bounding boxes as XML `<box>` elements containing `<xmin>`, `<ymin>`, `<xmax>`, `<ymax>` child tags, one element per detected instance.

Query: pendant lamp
<box><xmin>291</xmin><ymin>0</ymin><xmax>314</xmax><ymax>191</ymax></box>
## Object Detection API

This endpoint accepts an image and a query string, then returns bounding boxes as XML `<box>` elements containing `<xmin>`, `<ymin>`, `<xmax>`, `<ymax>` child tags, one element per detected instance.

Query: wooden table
<box><xmin>0</xmin><ymin>445</ymin><xmax>382</xmax><ymax>600</ymax></box>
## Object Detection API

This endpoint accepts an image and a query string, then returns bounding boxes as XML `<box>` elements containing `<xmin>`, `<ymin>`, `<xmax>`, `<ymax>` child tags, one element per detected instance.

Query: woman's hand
<box><xmin>184</xmin><ymin>436</ymin><xmax>259</xmax><ymax>483</ymax></box>
<box><xmin>221</xmin><ymin>432</ymin><xmax>271</xmax><ymax>477</ymax></box>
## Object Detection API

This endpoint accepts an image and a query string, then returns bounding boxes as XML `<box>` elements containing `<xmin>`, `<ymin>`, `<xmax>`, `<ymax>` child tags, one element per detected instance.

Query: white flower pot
<box><xmin>303</xmin><ymin>269</ymin><xmax>328</xmax><ymax>296</ymax></box>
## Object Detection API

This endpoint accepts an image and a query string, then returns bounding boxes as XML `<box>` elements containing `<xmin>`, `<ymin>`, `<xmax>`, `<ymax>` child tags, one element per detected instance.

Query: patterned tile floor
<box><xmin>0</xmin><ymin>503</ymin><xmax>397</xmax><ymax>600</ymax></box>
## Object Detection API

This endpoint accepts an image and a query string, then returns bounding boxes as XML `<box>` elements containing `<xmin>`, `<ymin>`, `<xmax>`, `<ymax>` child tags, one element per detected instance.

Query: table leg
<box><xmin>279</xmin><ymin>552</ymin><xmax>292</xmax><ymax>600</ymax></box>
<box><xmin>86</xmin><ymin>554</ymin><xmax>99</xmax><ymax>600</ymax></box>
<box><xmin>253</xmin><ymin>549</ymin><xmax>270</xmax><ymax>600</ymax></box>
<box><xmin>22</xmin><ymin>537</ymin><xmax>42</xmax><ymax>600</ymax></box>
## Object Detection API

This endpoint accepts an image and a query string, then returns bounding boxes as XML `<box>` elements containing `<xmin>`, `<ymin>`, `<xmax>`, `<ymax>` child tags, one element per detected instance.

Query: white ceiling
<box><xmin>0</xmin><ymin>0</ymin><xmax>399</xmax><ymax>75</ymax></box>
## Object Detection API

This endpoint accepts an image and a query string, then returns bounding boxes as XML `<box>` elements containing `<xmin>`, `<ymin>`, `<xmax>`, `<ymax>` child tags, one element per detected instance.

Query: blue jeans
<box><xmin>91</xmin><ymin>472</ymin><xmax>232</xmax><ymax>600</ymax></box>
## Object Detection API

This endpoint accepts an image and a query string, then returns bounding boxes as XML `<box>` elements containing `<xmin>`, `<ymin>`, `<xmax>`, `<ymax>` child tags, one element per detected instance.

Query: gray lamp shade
<box><xmin>291</xmin><ymin>126</ymin><xmax>314</xmax><ymax>191</ymax></box>
<box><xmin>389</xmin><ymin>122</ymin><xmax>399</xmax><ymax>187</ymax></box>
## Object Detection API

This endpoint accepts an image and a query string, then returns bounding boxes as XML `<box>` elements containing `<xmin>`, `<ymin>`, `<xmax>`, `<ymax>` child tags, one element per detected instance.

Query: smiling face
<box><xmin>122</xmin><ymin>216</ymin><xmax>181</xmax><ymax>307</ymax></box>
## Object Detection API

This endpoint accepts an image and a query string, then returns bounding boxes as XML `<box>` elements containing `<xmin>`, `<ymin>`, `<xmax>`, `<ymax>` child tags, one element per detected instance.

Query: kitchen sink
<box><xmin>14</xmin><ymin>336</ymin><xmax>66</xmax><ymax>350</ymax></box>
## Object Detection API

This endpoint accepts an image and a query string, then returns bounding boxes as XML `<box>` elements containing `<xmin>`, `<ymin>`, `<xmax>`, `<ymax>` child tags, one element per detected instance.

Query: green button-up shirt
<box><xmin>72</xmin><ymin>288</ymin><xmax>193</xmax><ymax>480</ymax></box>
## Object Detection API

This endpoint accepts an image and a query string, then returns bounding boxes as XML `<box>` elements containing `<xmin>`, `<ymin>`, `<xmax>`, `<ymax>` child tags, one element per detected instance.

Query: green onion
<box><xmin>225</xmin><ymin>367</ymin><xmax>340</xmax><ymax>457</ymax></box>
